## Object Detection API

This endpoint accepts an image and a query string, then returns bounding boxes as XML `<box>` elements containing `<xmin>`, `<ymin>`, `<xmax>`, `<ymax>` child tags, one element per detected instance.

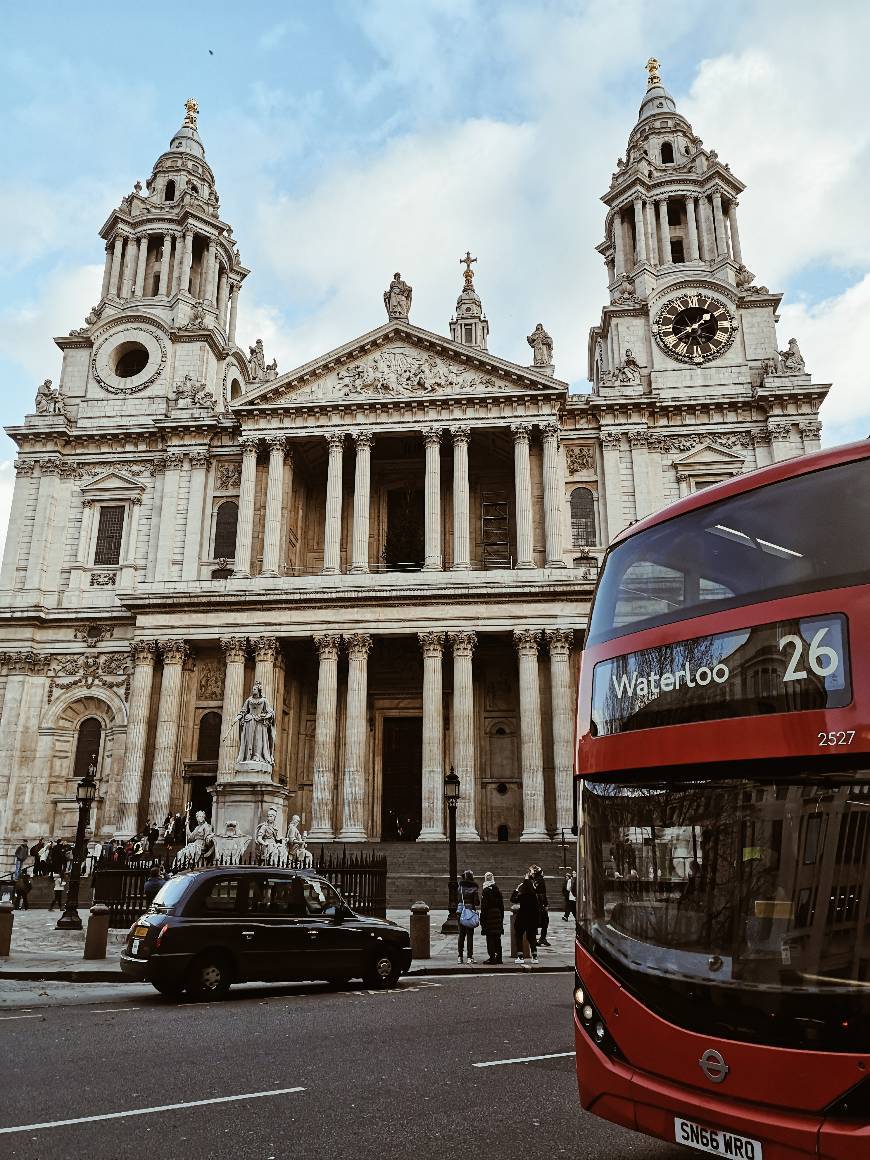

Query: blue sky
<box><xmin>1</xmin><ymin>0</ymin><xmax>868</xmax><ymax>538</ymax></box>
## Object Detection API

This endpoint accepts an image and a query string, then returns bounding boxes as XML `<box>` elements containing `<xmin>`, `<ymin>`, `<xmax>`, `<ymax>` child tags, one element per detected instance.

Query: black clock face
<box><xmin>653</xmin><ymin>294</ymin><xmax>737</xmax><ymax>364</ymax></box>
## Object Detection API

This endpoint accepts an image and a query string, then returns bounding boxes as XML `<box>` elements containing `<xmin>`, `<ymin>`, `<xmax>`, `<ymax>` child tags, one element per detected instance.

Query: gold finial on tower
<box><xmin>460</xmin><ymin>250</ymin><xmax>477</xmax><ymax>289</ymax></box>
<box><xmin>184</xmin><ymin>97</ymin><xmax>200</xmax><ymax>127</ymax></box>
<box><xmin>646</xmin><ymin>58</ymin><xmax>661</xmax><ymax>89</ymax></box>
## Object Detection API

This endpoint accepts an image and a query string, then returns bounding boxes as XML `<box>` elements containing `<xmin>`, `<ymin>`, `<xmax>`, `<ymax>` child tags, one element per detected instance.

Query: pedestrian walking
<box><xmin>533</xmin><ymin>865</ymin><xmax>551</xmax><ymax>946</ymax></box>
<box><xmin>456</xmin><ymin>869</ymin><xmax>480</xmax><ymax>965</ymax></box>
<box><xmin>13</xmin><ymin>869</ymin><xmax>31</xmax><ymax>910</ymax></box>
<box><xmin>511</xmin><ymin>867</ymin><xmax>540</xmax><ymax>964</ymax></box>
<box><xmin>562</xmin><ymin>870</ymin><xmax>577</xmax><ymax>921</ymax></box>
<box><xmin>480</xmin><ymin>872</ymin><xmax>504</xmax><ymax>964</ymax></box>
<box><xmin>48</xmin><ymin>872</ymin><xmax>65</xmax><ymax>911</ymax></box>
<box><xmin>13</xmin><ymin>840</ymin><xmax>28</xmax><ymax>879</ymax></box>
<box><xmin>143</xmin><ymin>866</ymin><xmax>164</xmax><ymax>905</ymax></box>
<box><xmin>29</xmin><ymin>839</ymin><xmax>45</xmax><ymax>875</ymax></box>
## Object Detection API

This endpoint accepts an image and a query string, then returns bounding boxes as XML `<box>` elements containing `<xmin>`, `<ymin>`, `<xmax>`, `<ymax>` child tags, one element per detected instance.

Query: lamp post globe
<box><xmin>56</xmin><ymin>768</ymin><xmax>97</xmax><ymax>931</ymax></box>
<box><xmin>441</xmin><ymin>768</ymin><xmax>461</xmax><ymax>934</ymax></box>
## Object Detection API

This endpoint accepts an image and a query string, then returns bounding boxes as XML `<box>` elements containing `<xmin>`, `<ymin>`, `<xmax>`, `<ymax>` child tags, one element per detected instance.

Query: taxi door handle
<box><xmin>242</xmin><ymin>930</ymin><xmax>255</xmax><ymax>941</ymax></box>
<box><xmin>307</xmin><ymin>930</ymin><xmax>318</xmax><ymax>939</ymax></box>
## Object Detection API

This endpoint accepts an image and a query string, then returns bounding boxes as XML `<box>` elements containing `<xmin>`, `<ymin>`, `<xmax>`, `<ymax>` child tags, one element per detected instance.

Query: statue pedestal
<box><xmin>210</xmin><ymin>779</ymin><xmax>293</xmax><ymax>853</ymax></box>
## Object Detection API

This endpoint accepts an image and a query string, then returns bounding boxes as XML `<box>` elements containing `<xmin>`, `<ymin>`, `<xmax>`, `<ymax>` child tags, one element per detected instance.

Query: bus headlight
<box><xmin>582</xmin><ymin>1004</ymin><xmax>594</xmax><ymax>1022</ymax></box>
<box><xmin>573</xmin><ymin>986</ymin><xmax>585</xmax><ymax>1007</ymax></box>
<box><xmin>574</xmin><ymin>970</ymin><xmax>627</xmax><ymax>1062</ymax></box>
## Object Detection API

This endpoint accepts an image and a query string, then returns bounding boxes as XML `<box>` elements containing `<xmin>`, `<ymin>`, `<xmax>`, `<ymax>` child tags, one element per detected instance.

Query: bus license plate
<box><xmin>675</xmin><ymin>1116</ymin><xmax>763</xmax><ymax>1158</ymax></box>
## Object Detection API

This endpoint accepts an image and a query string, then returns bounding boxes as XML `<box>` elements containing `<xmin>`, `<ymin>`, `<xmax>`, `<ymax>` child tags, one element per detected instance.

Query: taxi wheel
<box><xmin>365</xmin><ymin>948</ymin><xmax>400</xmax><ymax>989</ymax></box>
<box><xmin>151</xmin><ymin>979</ymin><xmax>185</xmax><ymax>1000</ymax></box>
<box><xmin>185</xmin><ymin>953</ymin><xmax>232</xmax><ymax>1001</ymax></box>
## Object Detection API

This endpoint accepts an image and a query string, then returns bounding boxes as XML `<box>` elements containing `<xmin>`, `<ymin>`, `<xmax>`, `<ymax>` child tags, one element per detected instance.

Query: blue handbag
<box><xmin>458</xmin><ymin>886</ymin><xmax>480</xmax><ymax>928</ymax></box>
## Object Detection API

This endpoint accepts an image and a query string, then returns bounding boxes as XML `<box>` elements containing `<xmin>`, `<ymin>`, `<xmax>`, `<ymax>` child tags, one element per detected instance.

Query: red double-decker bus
<box><xmin>573</xmin><ymin>440</ymin><xmax>869</xmax><ymax>1159</ymax></box>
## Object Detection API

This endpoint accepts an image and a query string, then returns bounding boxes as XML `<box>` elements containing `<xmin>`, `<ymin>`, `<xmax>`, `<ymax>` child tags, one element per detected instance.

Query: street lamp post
<box><xmin>441</xmin><ymin>767</ymin><xmax>460</xmax><ymax>934</ymax></box>
<box><xmin>56</xmin><ymin>768</ymin><xmax>97</xmax><ymax>931</ymax></box>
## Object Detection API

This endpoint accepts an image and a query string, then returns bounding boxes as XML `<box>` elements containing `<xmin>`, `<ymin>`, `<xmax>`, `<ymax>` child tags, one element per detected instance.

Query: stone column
<box><xmin>233</xmin><ymin>437</ymin><xmax>259</xmax><ymax>577</ymax></box>
<box><xmin>180</xmin><ymin>229</ymin><xmax>194</xmax><ymax>295</ymax></box>
<box><xmin>156</xmin><ymin>452</ymin><xmax>183</xmax><ymax>581</ymax></box>
<box><xmin>685</xmin><ymin>196</ymin><xmax>700</xmax><ymax>261</ymax></box>
<box><xmin>799</xmin><ymin>419</ymin><xmax>823</xmax><ymax>455</ymax></box>
<box><xmin>712</xmin><ymin>190</ymin><xmax>727</xmax><ymax>258</ymax></box>
<box><xmin>541</xmin><ymin>422</ymin><xmax>565</xmax><ymax>567</ymax></box>
<box><xmin>349</xmin><ymin>431</ymin><xmax>372</xmax><ymax>574</ymax></box>
<box><xmin>134</xmin><ymin>235</ymin><xmax>149</xmax><ymax>298</ymax></box>
<box><xmin>613</xmin><ymin>210</ymin><xmax>627</xmax><ymax>273</ymax></box>
<box><xmin>645</xmin><ymin>200</ymin><xmax>659</xmax><ymax>266</ymax></box>
<box><xmin>218</xmin><ymin>636</ymin><xmax>248</xmax><ymax>779</ymax></box>
<box><xmin>512</xmin><ymin>423</ymin><xmax>535</xmax><ymax>569</ymax></box>
<box><xmin>768</xmin><ymin>421</ymin><xmax>795</xmax><ymax>462</ymax></box>
<box><xmin>629</xmin><ymin>429</ymin><xmax>653</xmax><ymax>520</ymax></box>
<box><xmin>119</xmin><ymin>497</ymin><xmax>142</xmax><ymax>587</ymax></box>
<box><xmin>261</xmin><ymin>437</ymin><xmax>287</xmax><ymax>576</ymax></box>
<box><xmin>698</xmin><ymin>196</ymin><xmax>714</xmax><ymax>261</ymax></box>
<box><xmin>309</xmin><ymin>634</ymin><xmax>341</xmax><ymax>840</ymax></box>
<box><xmin>632</xmin><ymin>197</ymin><xmax>647</xmax><ymax>262</ymax></box>
<box><xmin>109</xmin><ymin>234</ymin><xmax>124</xmax><ymax>297</ymax></box>
<box><xmin>120</xmin><ymin>237</ymin><xmax>135</xmax><ymax>299</ymax></box>
<box><xmin>450</xmin><ymin>427</ymin><xmax>471</xmax><ymax>571</ymax></box>
<box><xmin>158</xmin><ymin>233</ymin><xmax>173</xmax><ymax>296</ymax></box>
<box><xmin>322</xmin><ymin>432</ymin><xmax>344</xmax><ymax>575</ymax></box>
<box><xmin>25</xmin><ymin>459</ymin><xmax>60</xmax><ymax>590</ymax></box>
<box><xmin>338</xmin><ymin>633</ymin><xmax>372</xmax><ymax>841</ymax></box>
<box><xmin>727</xmin><ymin>200</ymin><xmax>743</xmax><ymax>264</ymax></box>
<box><xmin>115</xmin><ymin>641</ymin><xmax>158</xmax><ymax>836</ymax></box>
<box><xmin>182</xmin><ymin>451</ymin><xmax>209</xmax><ymax>580</ymax></box>
<box><xmin>0</xmin><ymin>460</ymin><xmax>36</xmax><ymax>590</ymax></box>
<box><xmin>148</xmin><ymin>640</ymin><xmax>188</xmax><ymax>823</ymax></box>
<box><xmin>228</xmin><ymin>285</ymin><xmax>239</xmax><ymax>345</ymax></box>
<box><xmin>448</xmin><ymin>630</ymin><xmax>479</xmax><ymax>840</ymax></box>
<box><xmin>600</xmin><ymin>431</ymin><xmax>624</xmax><ymax>546</ymax></box>
<box><xmin>514</xmin><ymin>629</ymin><xmax>548</xmax><ymax>841</ymax></box>
<box><xmin>423</xmin><ymin>430</ymin><xmax>442</xmax><ymax>571</ymax></box>
<box><xmin>253</xmin><ymin>635</ymin><xmax>279</xmax><ymax>710</ymax></box>
<box><xmin>545</xmin><ymin>629</ymin><xmax>575</xmax><ymax>835</ymax></box>
<box><xmin>101</xmin><ymin>244</ymin><xmax>113</xmax><ymax>298</ymax></box>
<box><xmin>203</xmin><ymin>239</ymin><xmax>216</xmax><ymax>304</ymax></box>
<box><xmin>418</xmin><ymin>632</ymin><xmax>446</xmax><ymax>841</ymax></box>
<box><xmin>658</xmin><ymin>199</ymin><xmax>673</xmax><ymax>264</ymax></box>
<box><xmin>217</xmin><ymin>269</ymin><xmax>229</xmax><ymax>328</ymax></box>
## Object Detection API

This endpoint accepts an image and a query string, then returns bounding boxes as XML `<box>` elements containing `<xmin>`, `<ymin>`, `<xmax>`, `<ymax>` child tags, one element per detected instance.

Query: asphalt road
<box><xmin>0</xmin><ymin>974</ymin><xmax>687</xmax><ymax>1160</ymax></box>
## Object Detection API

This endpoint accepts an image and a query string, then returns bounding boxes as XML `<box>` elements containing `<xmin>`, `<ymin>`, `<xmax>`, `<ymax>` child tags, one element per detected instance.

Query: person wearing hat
<box><xmin>479</xmin><ymin>871</ymin><xmax>504</xmax><ymax>964</ymax></box>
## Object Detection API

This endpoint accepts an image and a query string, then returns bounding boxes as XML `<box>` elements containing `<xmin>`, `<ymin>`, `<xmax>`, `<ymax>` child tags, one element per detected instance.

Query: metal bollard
<box><xmin>84</xmin><ymin>903</ymin><xmax>110</xmax><ymax>960</ymax></box>
<box><xmin>0</xmin><ymin>902</ymin><xmax>13</xmax><ymax>957</ymax></box>
<box><xmin>410</xmin><ymin>901</ymin><xmax>430</xmax><ymax>959</ymax></box>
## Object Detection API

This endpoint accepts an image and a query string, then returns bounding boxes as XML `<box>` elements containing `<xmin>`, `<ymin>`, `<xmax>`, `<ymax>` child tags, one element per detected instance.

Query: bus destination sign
<box><xmin>591</xmin><ymin>613</ymin><xmax>851</xmax><ymax>736</ymax></box>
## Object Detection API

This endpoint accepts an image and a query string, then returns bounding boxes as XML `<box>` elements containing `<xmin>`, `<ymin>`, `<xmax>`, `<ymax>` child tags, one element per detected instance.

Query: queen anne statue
<box><xmin>232</xmin><ymin>681</ymin><xmax>276</xmax><ymax>773</ymax></box>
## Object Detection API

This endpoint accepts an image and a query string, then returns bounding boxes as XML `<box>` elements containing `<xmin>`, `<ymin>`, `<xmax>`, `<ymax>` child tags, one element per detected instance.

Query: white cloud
<box><xmin>0</xmin><ymin>263</ymin><xmax>102</xmax><ymax>383</ymax></box>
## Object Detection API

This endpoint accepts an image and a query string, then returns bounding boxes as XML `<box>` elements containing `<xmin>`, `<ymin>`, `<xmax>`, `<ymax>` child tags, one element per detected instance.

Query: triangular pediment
<box><xmin>80</xmin><ymin>470</ymin><xmax>146</xmax><ymax>496</ymax></box>
<box><xmin>672</xmin><ymin>441</ymin><xmax>745</xmax><ymax>469</ymax></box>
<box><xmin>236</xmin><ymin>321</ymin><xmax>566</xmax><ymax>409</ymax></box>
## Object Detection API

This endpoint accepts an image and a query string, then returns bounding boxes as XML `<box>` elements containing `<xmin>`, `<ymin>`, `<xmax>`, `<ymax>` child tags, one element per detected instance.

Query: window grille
<box><xmin>93</xmin><ymin>505</ymin><xmax>125</xmax><ymax>566</ymax></box>
<box><xmin>570</xmin><ymin>487</ymin><xmax>596</xmax><ymax>547</ymax></box>
<box><xmin>213</xmin><ymin>500</ymin><xmax>238</xmax><ymax>559</ymax></box>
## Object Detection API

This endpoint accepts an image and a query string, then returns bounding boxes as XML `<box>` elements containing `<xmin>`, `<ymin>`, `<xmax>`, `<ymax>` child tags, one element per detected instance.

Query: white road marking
<box><xmin>473</xmin><ymin>1051</ymin><xmax>575</xmax><ymax>1068</ymax></box>
<box><xmin>0</xmin><ymin>1087</ymin><xmax>306</xmax><ymax>1134</ymax></box>
<box><xmin>91</xmin><ymin>1007</ymin><xmax>141</xmax><ymax>1014</ymax></box>
<box><xmin>0</xmin><ymin>1014</ymin><xmax>43</xmax><ymax>1022</ymax></box>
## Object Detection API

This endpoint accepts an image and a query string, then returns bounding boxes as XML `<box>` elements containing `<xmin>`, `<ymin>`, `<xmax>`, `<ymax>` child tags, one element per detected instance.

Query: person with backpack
<box><xmin>456</xmin><ymin>869</ymin><xmax>480</xmax><ymax>965</ymax></box>
<box><xmin>480</xmin><ymin>872</ymin><xmax>504</xmax><ymax>964</ymax></box>
<box><xmin>511</xmin><ymin>867</ymin><xmax>540</xmax><ymax>965</ymax></box>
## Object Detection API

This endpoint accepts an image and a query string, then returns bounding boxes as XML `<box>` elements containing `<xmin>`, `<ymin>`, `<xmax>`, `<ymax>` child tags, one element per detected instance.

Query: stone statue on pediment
<box><xmin>34</xmin><ymin>378</ymin><xmax>70</xmax><ymax>419</ymax></box>
<box><xmin>384</xmin><ymin>272</ymin><xmax>412</xmax><ymax>321</ymax></box>
<box><xmin>779</xmin><ymin>337</ymin><xmax>805</xmax><ymax>374</ymax></box>
<box><xmin>527</xmin><ymin>323</ymin><xmax>553</xmax><ymax>367</ymax></box>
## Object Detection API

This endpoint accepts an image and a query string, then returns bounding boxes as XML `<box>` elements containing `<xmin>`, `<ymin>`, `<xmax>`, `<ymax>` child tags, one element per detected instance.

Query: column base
<box><xmin>516</xmin><ymin>561</ymin><xmax>536</xmax><ymax>570</ymax></box>
<box><xmin>422</xmin><ymin>560</ymin><xmax>442</xmax><ymax>571</ymax></box>
<box><xmin>231</xmin><ymin>570</ymin><xmax>250</xmax><ymax>579</ymax></box>
<box><xmin>321</xmin><ymin>568</ymin><xmax>340</xmax><ymax>576</ymax></box>
<box><xmin>456</xmin><ymin>829</ymin><xmax>480</xmax><ymax>842</ymax></box>
<box><xmin>335</xmin><ymin>829</ymin><xmax>368</xmax><ymax>842</ymax></box>
<box><xmin>348</xmin><ymin>565</ymin><xmax>369</xmax><ymax>574</ymax></box>
<box><xmin>545</xmin><ymin>558</ymin><xmax>567</xmax><ymax>568</ymax></box>
<box><xmin>520</xmin><ymin>828</ymin><xmax>550</xmax><ymax>841</ymax></box>
<box><xmin>416</xmin><ymin>829</ymin><xmax>447</xmax><ymax>842</ymax></box>
<box><xmin>307</xmin><ymin>827</ymin><xmax>335</xmax><ymax>842</ymax></box>
<box><xmin>450</xmin><ymin>563</ymin><xmax>470</xmax><ymax>572</ymax></box>
<box><xmin>260</xmin><ymin>569</ymin><xmax>278</xmax><ymax>578</ymax></box>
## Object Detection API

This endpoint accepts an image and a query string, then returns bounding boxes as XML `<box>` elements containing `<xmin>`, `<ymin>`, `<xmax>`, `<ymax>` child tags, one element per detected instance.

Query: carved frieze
<box><xmin>46</xmin><ymin>651</ymin><xmax>132</xmax><ymax>703</ymax></box>
<box><xmin>197</xmin><ymin>662</ymin><xmax>225</xmax><ymax>701</ymax></box>
<box><xmin>216</xmin><ymin>463</ymin><xmax>242</xmax><ymax>491</ymax></box>
<box><xmin>565</xmin><ymin>446</ymin><xmax>596</xmax><ymax>474</ymax></box>
<box><xmin>73</xmin><ymin>623</ymin><xmax>115</xmax><ymax>647</ymax></box>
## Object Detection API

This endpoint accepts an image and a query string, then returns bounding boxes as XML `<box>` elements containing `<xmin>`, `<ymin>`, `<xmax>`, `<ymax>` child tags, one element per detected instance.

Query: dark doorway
<box><xmin>381</xmin><ymin>717</ymin><xmax>423</xmax><ymax>840</ymax></box>
<box><xmin>384</xmin><ymin>489</ymin><xmax>425</xmax><ymax>570</ymax></box>
<box><xmin>73</xmin><ymin>717</ymin><xmax>102</xmax><ymax>780</ymax></box>
<box><xmin>188</xmin><ymin>777</ymin><xmax>216</xmax><ymax>821</ymax></box>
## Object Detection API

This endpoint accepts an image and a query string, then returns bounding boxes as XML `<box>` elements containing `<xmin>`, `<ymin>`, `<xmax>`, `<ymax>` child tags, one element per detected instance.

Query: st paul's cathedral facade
<box><xmin>0</xmin><ymin>62</ymin><xmax>829</xmax><ymax>854</ymax></box>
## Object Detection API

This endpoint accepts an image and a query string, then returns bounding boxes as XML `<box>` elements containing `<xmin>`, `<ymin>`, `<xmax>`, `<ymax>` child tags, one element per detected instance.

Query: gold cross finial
<box><xmin>461</xmin><ymin>250</ymin><xmax>477</xmax><ymax>288</ymax></box>
<box><xmin>646</xmin><ymin>58</ymin><xmax>661</xmax><ymax>89</ymax></box>
<box><xmin>184</xmin><ymin>97</ymin><xmax>199</xmax><ymax>127</ymax></box>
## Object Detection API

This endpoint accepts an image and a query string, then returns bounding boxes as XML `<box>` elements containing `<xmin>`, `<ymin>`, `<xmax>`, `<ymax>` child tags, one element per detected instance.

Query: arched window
<box><xmin>164</xmin><ymin>179</ymin><xmax>176</xmax><ymax>202</ymax></box>
<box><xmin>73</xmin><ymin>717</ymin><xmax>102</xmax><ymax>780</ymax></box>
<box><xmin>197</xmin><ymin>712</ymin><xmax>222</xmax><ymax>762</ymax></box>
<box><xmin>213</xmin><ymin>500</ymin><xmax>238</xmax><ymax>559</ymax></box>
<box><xmin>570</xmin><ymin>487</ymin><xmax>596</xmax><ymax>548</ymax></box>
<box><xmin>229</xmin><ymin>378</ymin><xmax>242</xmax><ymax>401</ymax></box>
<box><xmin>660</xmin><ymin>142</ymin><xmax>674</xmax><ymax>164</ymax></box>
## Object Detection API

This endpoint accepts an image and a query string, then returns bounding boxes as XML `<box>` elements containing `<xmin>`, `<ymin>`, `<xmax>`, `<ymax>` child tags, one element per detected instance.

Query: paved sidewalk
<box><xmin>0</xmin><ymin>906</ymin><xmax>575</xmax><ymax>981</ymax></box>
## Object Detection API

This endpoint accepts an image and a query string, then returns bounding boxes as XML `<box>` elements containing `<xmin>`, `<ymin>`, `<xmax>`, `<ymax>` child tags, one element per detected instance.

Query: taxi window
<box><xmin>197</xmin><ymin>877</ymin><xmax>242</xmax><ymax>914</ymax></box>
<box><xmin>247</xmin><ymin>876</ymin><xmax>307</xmax><ymax>917</ymax></box>
<box><xmin>301</xmin><ymin>878</ymin><xmax>341</xmax><ymax>915</ymax></box>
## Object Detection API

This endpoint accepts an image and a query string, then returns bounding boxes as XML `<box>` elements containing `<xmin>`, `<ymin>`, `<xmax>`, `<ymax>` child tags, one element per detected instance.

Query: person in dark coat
<box><xmin>456</xmin><ymin>869</ymin><xmax>480</xmax><ymax>965</ymax></box>
<box><xmin>532</xmin><ymin>865</ymin><xmax>551</xmax><ymax>946</ymax></box>
<box><xmin>562</xmin><ymin>870</ymin><xmax>577</xmax><ymax>920</ymax></box>
<box><xmin>13</xmin><ymin>869</ymin><xmax>31</xmax><ymax>910</ymax></box>
<box><xmin>143</xmin><ymin>866</ymin><xmax>164</xmax><ymax>905</ymax></box>
<box><xmin>511</xmin><ymin>868</ymin><xmax>540</xmax><ymax>964</ymax></box>
<box><xmin>479</xmin><ymin>872</ymin><xmax>504</xmax><ymax>964</ymax></box>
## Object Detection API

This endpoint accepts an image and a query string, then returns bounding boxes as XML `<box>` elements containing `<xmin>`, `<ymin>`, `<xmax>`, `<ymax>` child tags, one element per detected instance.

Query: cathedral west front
<box><xmin>0</xmin><ymin>63</ymin><xmax>830</xmax><ymax>857</ymax></box>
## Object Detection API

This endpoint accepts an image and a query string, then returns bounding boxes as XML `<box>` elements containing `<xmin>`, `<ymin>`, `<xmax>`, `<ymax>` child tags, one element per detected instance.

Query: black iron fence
<box><xmin>93</xmin><ymin>846</ymin><xmax>388</xmax><ymax>928</ymax></box>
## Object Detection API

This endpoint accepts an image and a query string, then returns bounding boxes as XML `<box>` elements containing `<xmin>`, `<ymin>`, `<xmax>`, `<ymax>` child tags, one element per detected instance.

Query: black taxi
<box><xmin>120</xmin><ymin>866</ymin><xmax>412</xmax><ymax>999</ymax></box>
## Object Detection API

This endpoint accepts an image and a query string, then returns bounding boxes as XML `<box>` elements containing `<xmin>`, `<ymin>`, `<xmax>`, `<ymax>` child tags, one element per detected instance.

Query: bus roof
<box><xmin>611</xmin><ymin>438</ymin><xmax>869</xmax><ymax>547</ymax></box>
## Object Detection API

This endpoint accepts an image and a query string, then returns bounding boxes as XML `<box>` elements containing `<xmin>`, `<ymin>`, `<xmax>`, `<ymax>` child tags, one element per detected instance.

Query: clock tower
<box><xmin>586</xmin><ymin>59</ymin><xmax>829</xmax><ymax>527</ymax></box>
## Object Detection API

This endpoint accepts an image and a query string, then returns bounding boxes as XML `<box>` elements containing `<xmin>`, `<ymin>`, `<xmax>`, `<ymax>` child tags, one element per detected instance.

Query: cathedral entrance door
<box><xmin>380</xmin><ymin>717</ymin><xmax>423</xmax><ymax>840</ymax></box>
<box><xmin>384</xmin><ymin>489</ymin><xmax>425</xmax><ymax>570</ymax></box>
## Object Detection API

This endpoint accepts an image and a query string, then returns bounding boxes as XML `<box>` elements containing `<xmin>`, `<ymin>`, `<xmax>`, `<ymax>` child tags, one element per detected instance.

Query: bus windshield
<box><xmin>587</xmin><ymin>459</ymin><xmax>870</xmax><ymax>646</ymax></box>
<box><xmin>579</xmin><ymin>762</ymin><xmax>870</xmax><ymax>1052</ymax></box>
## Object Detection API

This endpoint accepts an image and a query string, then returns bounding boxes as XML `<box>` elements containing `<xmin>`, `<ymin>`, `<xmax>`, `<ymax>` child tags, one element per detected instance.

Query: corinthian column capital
<box><xmin>130</xmin><ymin>640</ymin><xmax>158</xmax><ymax>667</ymax></box>
<box><xmin>253</xmin><ymin>635</ymin><xmax>279</xmax><ymax>661</ymax></box>
<box><xmin>220</xmin><ymin>636</ymin><xmax>248</xmax><ymax>663</ymax></box>
<box><xmin>544</xmin><ymin>628</ymin><xmax>574</xmax><ymax>656</ymax></box>
<box><xmin>345</xmin><ymin>633</ymin><xmax>373</xmax><ymax>659</ymax></box>
<box><xmin>418</xmin><ymin>630</ymin><xmax>445</xmax><ymax>658</ymax></box>
<box><xmin>447</xmin><ymin>630</ymin><xmax>477</xmax><ymax>658</ymax></box>
<box><xmin>314</xmin><ymin>633</ymin><xmax>341</xmax><ymax>660</ymax></box>
<box><xmin>158</xmin><ymin>639</ymin><xmax>189</xmax><ymax>665</ymax></box>
<box><xmin>513</xmin><ymin>628</ymin><xmax>541</xmax><ymax>655</ymax></box>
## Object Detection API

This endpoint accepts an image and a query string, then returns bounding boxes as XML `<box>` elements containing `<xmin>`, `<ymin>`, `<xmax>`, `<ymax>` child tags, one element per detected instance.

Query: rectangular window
<box><xmin>93</xmin><ymin>505</ymin><xmax>125</xmax><ymax>566</ymax></box>
<box><xmin>463</xmin><ymin>324</ymin><xmax>474</xmax><ymax>342</ymax></box>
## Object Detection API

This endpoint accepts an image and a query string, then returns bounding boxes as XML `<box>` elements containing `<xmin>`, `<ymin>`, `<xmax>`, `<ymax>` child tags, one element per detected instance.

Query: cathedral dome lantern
<box><xmin>449</xmin><ymin>251</ymin><xmax>489</xmax><ymax>350</ymax></box>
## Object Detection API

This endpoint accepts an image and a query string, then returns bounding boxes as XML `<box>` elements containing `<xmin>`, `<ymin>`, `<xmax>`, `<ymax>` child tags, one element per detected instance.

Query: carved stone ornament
<box><xmin>799</xmin><ymin>419</ymin><xmax>822</xmax><ymax>438</ymax></box>
<box><xmin>448</xmin><ymin>630</ymin><xmax>477</xmax><ymax>657</ymax></box>
<box><xmin>253</xmin><ymin>636</ymin><xmax>279</xmax><ymax>661</ymax></box>
<box><xmin>513</xmin><ymin>628</ymin><xmax>541</xmax><ymax>654</ymax></box>
<box><xmin>544</xmin><ymin>628</ymin><xmax>574</xmax><ymax>654</ymax></box>
<box><xmin>173</xmin><ymin>373</ymin><xmax>216</xmax><ymax>411</ymax></box>
<box><xmin>735</xmin><ymin>264</ymin><xmax>770</xmax><ymax>296</ymax></box>
<box><xmin>418</xmin><ymin>631</ymin><xmax>445</xmax><ymax>657</ymax></box>
<box><xmin>91</xmin><ymin>327</ymin><xmax>167</xmax><ymax>395</ymax></box>
<box><xmin>198</xmin><ymin>661</ymin><xmax>225</xmax><ymax>701</ymax></box>
<box><xmin>130</xmin><ymin>640</ymin><xmax>158</xmax><ymax>666</ymax></box>
<box><xmin>384</xmin><ymin>272</ymin><xmax>412</xmax><ymax>320</ymax></box>
<box><xmin>566</xmin><ymin>446</ymin><xmax>596</xmax><ymax>474</ymax></box>
<box><xmin>511</xmin><ymin>422</ymin><xmax>532</xmax><ymax>442</ymax></box>
<box><xmin>333</xmin><ymin>347</ymin><xmax>503</xmax><ymax>402</ymax></box>
<box><xmin>248</xmin><ymin>338</ymin><xmax>278</xmax><ymax>383</ymax></box>
<box><xmin>181</xmin><ymin>300</ymin><xmax>209</xmax><ymax>330</ymax></box>
<box><xmin>601</xmin><ymin>431</ymin><xmax>623</xmax><ymax>450</ymax></box>
<box><xmin>89</xmin><ymin>572</ymin><xmax>117</xmax><ymax>587</ymax></box>
<box><xmin>610</xmin><ymin>273</ymin><xmax>642</xmax><ymax>306</ymax></box>
<box><xmin>34</xmin><ymin>379</ymin><xmax>70</xmax><ymax>420</ymax></box>
<box><xmin>73</xmin><ymin>623</ymin><xmax>115</xmax><ymax>647</ymax></box>
<box><xmin>527</xmin><ymin>323</ymin><xmax>554</xmax><ymax>366</ymax></box>
<box><xmin>46</xmin><ymin>651</ymin><xmax>132</xmax><ymax>704</ymax></box>
<box><xmin>14</xmin><ymin>459</ymin><xmax>35</xmax><ymax>477</ymax></box>
<box><xmin>599</xmin><ymin>348</ymin><xmax>642</xmax><ymax>387</ymax></box>
<box><xmin>216</xmin><ymin>463</ymin><xmax>242</xmax><ymax>491</ymax></box>
<box><xmin>159</xmin><ymin>639</ymin><xmax>189</xmax><ymax>665</ymax></box>
<box><xmin>768</xmin><ymin>422</ymin><xmax>792</xmax><ymax>441</ymax></box>
<box><xmin>345</xmin><ymin>633</ymin><xmax>373</xmax><ymax>659</ymax></box>
<box><xmin>313</xmin><ymin>634</ymin><xmax>341</xmax><ymax>661</ymax></box>
<box><xmin>221</xmin><ymin>636</ymin><xmax>248</xmax><ymax>663</ymax></box>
